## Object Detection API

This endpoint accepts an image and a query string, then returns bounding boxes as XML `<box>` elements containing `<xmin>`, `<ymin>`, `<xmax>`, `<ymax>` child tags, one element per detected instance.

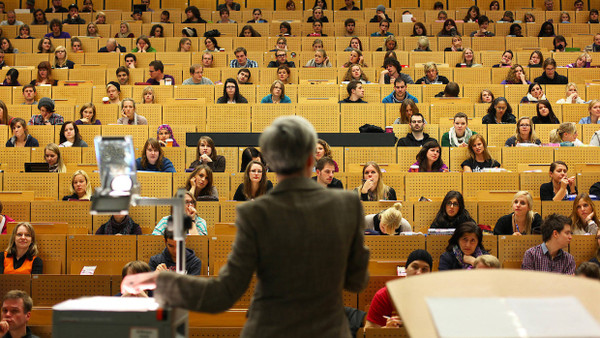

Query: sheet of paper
<box><xmin>402</xmin><ymin>14</ymin><xmax>413</xmax><ymax>22</ymax></box>
<box><xmin>53</xmin><ymin>296</ymin><xmax>160</xmax><ymax>312</ymax></box>
<box><xmin>426</xmin><ymin>297</ymin><xmax>600</xmax><ymax>338</ymax></box>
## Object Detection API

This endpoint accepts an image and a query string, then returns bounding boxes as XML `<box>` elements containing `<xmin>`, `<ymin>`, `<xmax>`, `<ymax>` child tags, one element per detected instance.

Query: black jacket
<box><xmin>149</xmin><ymin>247</ymin><xmax>202</xmax><ymax>275</ymax></box>
<box><xmin>397</xmin><ymin>133</ymin><xmax>437</xmax><ymax>147</ymax></box>
<box><xmin>534</xmin><ymin>72</ymin><xmax>568</xmax><ymax>84</ymax></box>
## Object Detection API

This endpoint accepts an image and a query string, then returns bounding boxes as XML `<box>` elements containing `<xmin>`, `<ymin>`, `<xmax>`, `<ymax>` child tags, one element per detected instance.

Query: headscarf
<box><xmin>157</xmin><ymin>124</ymin><xmax>179</xmax><ymax>147</ymax></box>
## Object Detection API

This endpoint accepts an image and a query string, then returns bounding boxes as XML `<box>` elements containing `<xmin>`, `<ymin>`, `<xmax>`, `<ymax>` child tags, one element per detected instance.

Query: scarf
<box><xmin>452</xmin><ymin>245</ymin><xmax>484</xmax><ymax>269</ymax></box>
<box><xmin>448</xmin><ymin>127</ymin><xmax>473</xmax><ymax>147</ymax></box>
<box><xmin>104</xmin><ymin>216</ymin><xmax>136</xmax><ymax>235</ymax></box>
<box><xmin>526</xmin><ymin>93</ymin><xmax>546</xmax><ymax>102</ymax></box>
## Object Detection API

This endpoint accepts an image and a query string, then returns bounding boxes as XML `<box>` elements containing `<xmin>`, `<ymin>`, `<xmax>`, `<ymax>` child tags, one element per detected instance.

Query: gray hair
<box><xmin>259</xmin><ymin>116</ymin><xmax>317</xmax><ymax>174</ymax></box>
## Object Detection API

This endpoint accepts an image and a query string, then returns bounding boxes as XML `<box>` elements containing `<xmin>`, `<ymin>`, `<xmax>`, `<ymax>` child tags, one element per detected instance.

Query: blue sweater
<box><xmin>382</xmin><ymin>91</ymin><xmax>419</xmax><ymax>103</ymax></box>
<box><xmin>135</xmin><ymin>157</ymin><xmax>176</xmax><ymax>172</ymax></box>
<box><xmin>261</xmin><ymin>94</ymin><xmax>292</xmax><ymax>103</ymax></box>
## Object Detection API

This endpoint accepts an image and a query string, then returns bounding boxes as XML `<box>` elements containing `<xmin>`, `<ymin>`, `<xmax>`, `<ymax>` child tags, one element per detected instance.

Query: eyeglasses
<box><xmin>276</xmin><ymin>54</ymin><xmax>286</xmax><ymax>57</ymax></box>
<box><xmin>446</xmin><ymin>202</ymin><xmax>459</xmax><ymax>207</ymax></box>
<box><xmin>225</xmin><ymin>85</ymin><xmax>236</xmax><ymax>89</ymax></box>
<box><xmin>185</xmin><ymin>201</ymin><xmax>195</xmax><ymax>206</ymax></box>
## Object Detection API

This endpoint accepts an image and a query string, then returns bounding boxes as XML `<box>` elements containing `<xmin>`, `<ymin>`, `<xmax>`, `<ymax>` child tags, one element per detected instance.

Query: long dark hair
<box><xmin>220</xmin><ymin>78</ymin><xmax>243</xmax><ymax>102</ymax></box>
<box><xmin>59</xmin><ymin>121</ymin><xmax>83</xmax><ymax>145</ymax></box>
<box><xmin>141</xmin><ymin>138</ymin><xmax>164</xmax><ymax>170</ymax></box>
<box><xmin>445</xmin><ymin>222</ymin><xmax>485</xmax><ymax>252</ymax></box>
<box><xmin>205</xmin><ymin>36</ymin><xmax>221</xmax><ymax>50</ymax></box>
<box><xmin>412</xmin><ymin>22</ymin><xmax>427</xmax><ymax>36</ymax></box>
<box><xmin>432</xmin><ymin>191</ymin><xmax>473</xmax><ymax>227</ymax></box>
<box><xmin>486</xmin><ymin>97</ymin><xmax>513</xmax><ymax>118</ymax></box>
<box><xmin>415</xmin><ymin>140</ymin><xmax>444</xmax><ymax>172</ymax></box>
<box><xmin>536</xmin><ymin>100</ymin><xmax>560</xmax><ymax>123</ymax></box>
<box><xmin>243</xmin><ymin>160</ymin><xmax>268</xmax><ymax>200</ymax></box>
<box><xmin>185</xmin><ymin>164</ymin><xmax>214</xmax><ymax>198</ymax></box>
<box><xmin>5</xmin><ymin>68</ymin><xmax>19</xmax><ymax>85</ymax></box>
<box><xmin>240</xmin><ymin>146</ymin><xmax>264</xmax><ymax>172</ymax></box>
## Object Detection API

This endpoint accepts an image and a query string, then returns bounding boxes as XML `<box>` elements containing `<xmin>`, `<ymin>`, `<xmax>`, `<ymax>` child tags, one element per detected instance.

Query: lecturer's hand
<box><xmin>121</xmin><ymin>271</ymin><xmax>159</xmax><ymax>296</ymax></box>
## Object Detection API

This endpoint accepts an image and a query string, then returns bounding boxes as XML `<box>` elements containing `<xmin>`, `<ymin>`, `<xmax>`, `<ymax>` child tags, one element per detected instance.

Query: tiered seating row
<box><xmin>0</xmin><ymin>196</ymin><xmax>596</xmax><ymax>235</ymax></box>
<box><xmin>0</xmin><ymin>233</ymin><xmax>594</xmax><ymax>276</ymax></box>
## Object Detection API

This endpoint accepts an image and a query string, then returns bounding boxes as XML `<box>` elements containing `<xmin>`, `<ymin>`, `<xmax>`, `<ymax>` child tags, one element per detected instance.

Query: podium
<box><xmin>387</xmin><ymin>270</ymin><xmax>600</xmax><ymax>337</ymax></box>
<box><xmin>52</xmin><ymin>297</ymin><xmax>188</xmax><ymax>338</ymax></box>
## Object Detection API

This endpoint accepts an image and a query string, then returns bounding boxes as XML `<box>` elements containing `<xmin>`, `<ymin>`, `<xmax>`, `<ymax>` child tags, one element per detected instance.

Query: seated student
<box><xmin>369</xmin><ymin>5</ymin><xmax>392</xmax><ymax>23</ymax></box>
<box><xmin>0</xmin><ymin>201</ymin><xmax>15</xmax><ymax>234</ymax></box>
<box><xmin>434</xmin><ymin>81</ymin><xmax>459</xmax><ymax>97</ymax></box>
<box><xmin>566</xmin><ymin>52</ymin><xmax>591</xmax><ymax>69</ymax></box>
<box><xmin>340</xmin><ymin>0</ymin><xmax>359</xmax><ymax>10</ymax></box>
<box><xmin>343</xmin><ymin>18</ymin><xmax>356</xmax><ymax>37</ymax></box>
<box><xmin>342</xmin><ymin>64</ymin><xmax>370</xmax><ymax>84</ymax></box>
<box><xmin>135</xmin><ymin>138</ymin><xmax>176</xmax><ymax>172</ymax></box>
<box><xmin>261</xmin><ymin>80</ymin><xmax>292</xmax><ymax>103</ymax></box>
<box><xmin>552</xmin><ymin>35</ymin><xmax>567</xmax><ymax>52</ymax></box>
<box><xmin>556</xmin><ymin>83</ymin><xmax>586</xmax><ymax>104</ymax></box>
<box><xmin>216</xmin><ymin>78</ymin><xmax>248</xmax><ymax>103</ymax></box>
<box><xmin>464</xmin><ymin>5</ymin><xmax>480</xmax><ymax>22</ymax></box>
<box><xmin>482</xmin><ymin>97</ymin><xmax>516</xmax><ymax>124</ymax></box>
<box><xmin>393</xmin><ymin>99</ymin><xmax>420</xmax><ymax>124</ymax></box>
<box><xmin>412</xmin><ymin>22</ymin><xmax>427</xmax><ymax>37</ymax></box>
<box><xmin>218</xmin><ymin>0</ymin><xmax>241</xmax><ymax>11</ymax></box>
<box><xmin>233</xmin><ymin>160</ymin><xmax>273</xmax><ymax>201</ymax></box>
<box><xmin>354</xmin><ymin>161</ymin><xmax>397</xmax><ymax>201</ymax></box>
<box><xmin>437</xmin><ymin>18</ymin><xmax>458</xmax><ymax>36</ymax></box>
<box><xmin>522</xmin><ymin>213</ymin><xmax>575</xmax><ymax>274</ymax></box>
<box><xmin>62</xmin><ymin>170</ymin><xmax>93</xmax><ymax>200</ymax></box>
<box><xmin>153</xmin><ymin>192</ymin><xmax>207</xmax><ymax>236</ymax></box>
<box><xmin>501</xmin><ymin>64</ymin><xmax>530</xmax><ymax>85</ymax></box>
<box><xmin>29</xmin><ymin>97</ymin><xmax>64</xmax><ymax>125</ymax></box>
<box><xmin>462</xmin><ymin>135</ymin><xmax>500</xmax><ymax>172</ymax></box>
<box><xmin>116</xmin><ymin>67</ymin><xmax>130</xmax><ymax>86</ymax></box>
<box><xmin>106</xmin><ymin>81</ymin><xmax>122</xmax><ymax>105</ymax></box>
<box><xmin>415</xmin><ymin>62</ymin><xmax>449</xmax><ymax>84</ymax></box>
<box><xmin>188</xmin><ymin>136</ymin><xmax>226</xmax><ymax>172</ymax></box>
<box><xmin>585</xmin><ymin>33</ymin><xmax>600</xmax><ymax>52</ymax></box>
<box><xmin>343</xmin><ymin>49</ymin><xmax>368</xmax><ymax>68</ymax></box>
<box><xmin>365</xmin><ymin>250</ymin><xmax>432</xmax><ymax>329</ymax></box>
<box><xmin>455</xmin><ymin>48</ymin><xmax>481</xmax><ymax>67</ymax></box>
<box><xmin>156</xmin><ymin>124</ymin><xmax>179</xmax><ymax>147</ymax></box>
<box><xmin>307</xmin><ymin>20</ymin><xmax>327</xmax><ymax>37</ymax></box>
<box><xmin>75</xmin><ymin>103</ymin><xmax>100</xmax><ymax>125</ymax></box>
<box><xmin>132</xmin><ymin>36</ymin><xmax>156</xmax><ymax>53</ymax></box>
<box><xmin>413</xmin><ymin>37</ymin><xmax>431</xmax><ymax>51</ymax></box>
<box><xmin>44</xmin><ymin>19</ymin><xmax>71</xmax><ymax>38</ymax></box>
<box><xmin>579</xmin><ymin>99</ymin><xmax>600</xmax><ymax>124</ymax></box>
<box><xmin>183</xmin><ymin>5</ymin><xmax>207</xmax><ymax>23</ymax></box>
<box><xmin>575</xmin><ymin>262</ymin><xmax>600</xmax><ymax>279</ymax></box>
<box><xmin>549</xmin><ymin>122</ymin><xmax>584</xmax><ymax>146</ymax></box>
<box><xmin>149</xmin><ymin>229</ymin><xmax>202</xmax><ymax>275</ymax></box>
<box><xmin>146</xmin><ymin>60</ymin><xmax>174</xmax><ymax>85</ymax></box>
<box><xmin>305</xmin><ymin>49</ymin><xmax>332</xmax><ymax>67</ymax></box>
<box><xmin>307</xmin><ymin>6</ymin><xmax>328</xmax><ymax>22</ymax></box>
<box><xmin>371</xmin><ymin>20</ymin><xmax>392</xmax><ymax>37</ymax></box>
<box><xmin>494</xmin><ymin>191</ymin><xmax>542</xmax><ymax>235</ymax></box>
<box><xmin>117</xmin><ymin>261</ymin><xmax>153</xmax><ymax>297</ymax></box>
<box><xmin>439</xmin><ymin>222</ymin><xmax>488</xmax><ymax>270</ymax></box>
<box><xmin>411</xmin><ymin>140</ymin><xmax>448</xmax><ymax>172</ymax></box>
<box><xmin>397</xmin><ymin>113</ymin><xmax>436</xmax><ymax>146</ymax></box>
<box><xmin>236</xmin><ymin>68</ymin><xmax>252</xmax><ymax>85</ymax></box>
<box><xmin>532</xmin><ymin>100</ymin><xmax>560</xmax><ymax>124</ymax></box>
<box><xmin>474</xmin><ymin>255</ymin><xmax>501</xmax><ymax>269</ymax></box>
<box><xmin>230</xmin><ymin>47</ymin><xmax>257</xmax><ymax>68</ymax></box>
<box><xmin>315</xmin><ymin>139</ymin><xmax>339</xmax><ymax>172</ymax></box>
<box><xmin>382</xmin><ymin>78</ymin><xmax>418</xmax><ymax>104</ymax></box>
<box><xmin>63</xmin><ymin>4</ymin><xmax>85</xmax><ymax>24</ymax></box>
<box><xmin>59</xmin><ymin>122</ymin><xmax>88</xmax><ymax>147</ymax></box>
<box><xmin>117</xmin><ymin>98</ymin><xmax>147</xmax><ymax>125</ymax></box>
<box><xmin>96</xmin><ymin>214</ymin><xmax>142</xmax><ymax>235</ymax></box>
<box><xmin>505</xmin><ymin>116</ymin><xmax>542</xmax><ymax>146</ymax></box>
<box><xmin>379</xmin><ymin>58</ymin><xmax>413</xmax><ymax>85</ymax></box>
<box><xmin>508</xmin><ymin>23</ymin><xmax>523</xmax><ymax>37</ymax></box>
<box><xmin>469</xmin><ymin>15</ymin><xmax>494</xmax><ymax>37</ymax></box>
<box><xmin>312</xmin><ymin>156</ymin><xmax>343</xmax><ymax>188</ymax></box>
<box><xmin>0</xmin><ymin>222</ymin><xmax>43</xmax><ymax>274</ymax></box>
<box><xmin>365</xmin><ymin>203</ymin><xmax>412</xmax><ymax>235</ymax></box>
<box><xmin>441</xmin><ymin>112</ymin><xmax>477</xmax><ymax>147</ymax></box>
<box><xmin>248</xmin><ymin>8</ymin><xmax>267</xmax><ymax>22</ymax></box>
<box><xmin>540</xmin><ymin>161</ymin><xmax>577</xmax><ymax>201</ymax></box>
<box><xmin>267</xmin><ymin>50</ymin><xmax>295</xmax><ymax>68</ymax></box>
<box><xmin>338</xmin><ymin>80</ymin><xmax>367</xmax><ymax>103</ymax></box>
<box><xmin>182</xmin><ymin>64</ymin><xmax>213</xmax><ymax>85</ymax></box>
<box><xmin>492</xmin><ymin>50</ymin><xmax>513</xmax><ymax>68</ymax></box>
<box><xmin>6</xmin><ymin>118</ymin><xmax>39</xmax><ymax>147</ymax></box>
<box><xmin>44</xmin><ymin>143</ymin><xmax>66</xmax><ymax>173</ymax></box>
<box><xmin>186</xmin><ymin>165</ymin><xmax>219</xmax><ymax>201</ymax></box>
<box><xmin>570</xmin><ymin>193</ymin><xmax>599</xmax><ymax>235</ymax></box>
<box><xmin>430</xmin><ymin>191</ymin><xmax>475</xmax><ymax>229</ymax></box>
<box><xmin>520</xmin><ymin>83</ymin><xmax>546</xmax><ymax>104</ymax></box>
<box><xmin>98</xmin><ymin>38</ymin><xmax>126</xmax><ymax>53</ymax></box>
<box><xmin>21</xmin><ymin>85</ymin><xmax>37</xmax><ymax>105</ymax></box>
<box><xmin>534</xmin><ymin>58</ymin><xmax>568</xmax><ymax>84</ymax></box>
<box><xmin>444</xmin><ymin>36</ymin><xmax>463</xmax><ymax>52</ymax></box>
<box><xmin>240</xmin><ymin>146</ymin><xmax>265</xmax><ymax>172</ymax></box>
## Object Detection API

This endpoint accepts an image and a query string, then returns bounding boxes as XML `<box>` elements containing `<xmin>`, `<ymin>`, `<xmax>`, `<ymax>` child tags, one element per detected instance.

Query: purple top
<box><xmin>500</xmin><ymin>80</ymin><xmax>531</xmax><ymax>85</ymax></box>
<box><xmin>146</xmin><ymin>74</ymin><xmax>175</xmax><ymax>85</ymax></box>
<box><xmin>410</xmin><ymin>161</ymin><xmax>449</xmax><ymax>172</ymax></box>
<box><xmin>75</xmin><ymin>119</ymin><xmax>101</xmax><ymax>125</ymax></box>
<box><xmin>44</xmin><ymin>31</ymin><xmax>71</xmax><ymax>39</ymax></box>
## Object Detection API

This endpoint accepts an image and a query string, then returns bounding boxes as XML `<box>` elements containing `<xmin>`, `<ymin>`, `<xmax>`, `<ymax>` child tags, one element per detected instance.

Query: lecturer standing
<box><xmin>123</xmin><ymin>116</ymin><xmax>370</xmax><ymax>338</ymax></box>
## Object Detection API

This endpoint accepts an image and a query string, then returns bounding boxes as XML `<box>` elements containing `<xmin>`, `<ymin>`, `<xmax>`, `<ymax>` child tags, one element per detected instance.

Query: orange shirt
<box><xmin>3</xmin><ymin>251</ymin><xmax>36</xmax><ymax>274</ymax></box>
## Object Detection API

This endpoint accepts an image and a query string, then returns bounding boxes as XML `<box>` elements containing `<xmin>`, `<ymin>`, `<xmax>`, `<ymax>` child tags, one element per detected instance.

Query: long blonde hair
<box><xmin>53</xmin><ymin>45</ymin><xmax>68</xmax><ymax>68</ymax></box>
<box><xmin>380</xmin><ymin>202</ymin><xmax>405</xmax><ymax>234</ymax></box>
<box><xmin>69</xmin><ymin>169</ymin><xmax>92</xmax><ymax>200</ymax></box>
<box><xmin>515</xmin><ymin>116</ymin><xmax>539</xmax><ymax>143</ymax></box>
<box><xmin>549</xmin><ymin>122</ymin><xmax>576</xmax><ymax>143</ymax></box>
<box><xmin>513</xmin><ymin>191</ymin><xmax>535</xmax><ymax>234</ymax></box>
<box><xmin>44</xmin><ymin>143</ymin><xmax>66</xmax><ymax>173</ymax></box>
<box><xmin>358</xmin><ymin>161</ymin><xmax>391</xmax><ymax>201</ymax></box>
<box><xmin>6</xmin><ymin>222</ymin><xmax>38</xmax><ymax>257</ymax></box>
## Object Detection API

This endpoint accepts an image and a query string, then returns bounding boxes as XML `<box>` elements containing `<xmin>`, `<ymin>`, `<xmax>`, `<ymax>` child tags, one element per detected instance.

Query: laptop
<box><xmin>24</xmin><ymin>162</ymin><xmax>49</xmax><ymax>172</ymax></box>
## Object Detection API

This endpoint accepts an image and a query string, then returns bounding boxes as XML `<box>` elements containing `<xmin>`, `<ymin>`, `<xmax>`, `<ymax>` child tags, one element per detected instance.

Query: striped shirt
<box><xmin>152</xmin><ymin>215</ymin><xmax>207</xmax><ymax>236</ymax></box>
<box><xmin>522</xmin><ymin>242</ymin><xmax>575</xmax><ymax>275</ymax></box>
